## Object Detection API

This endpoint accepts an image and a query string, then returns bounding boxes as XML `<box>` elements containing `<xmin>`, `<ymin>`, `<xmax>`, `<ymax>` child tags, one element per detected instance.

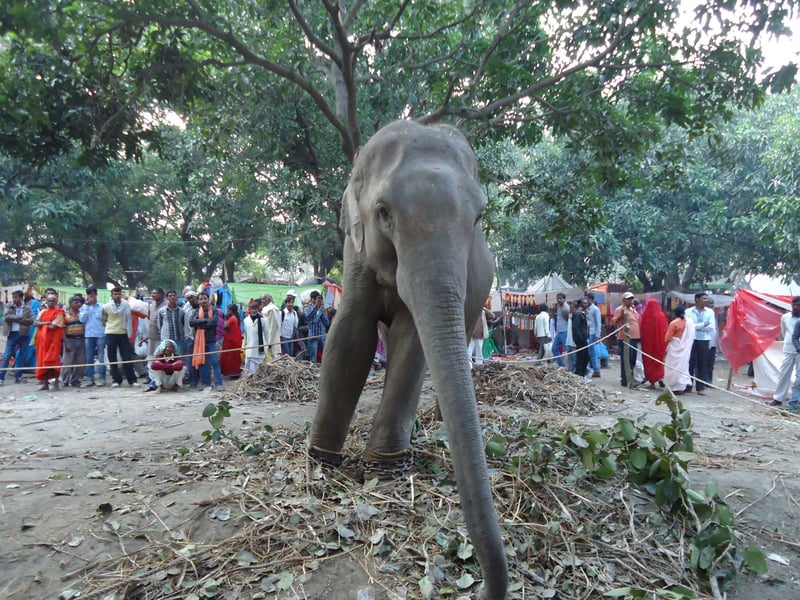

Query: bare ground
<box><xmin>0</xmin><ymin>357</ymin><xmax>798</xmax><ymax>599</ymax></box>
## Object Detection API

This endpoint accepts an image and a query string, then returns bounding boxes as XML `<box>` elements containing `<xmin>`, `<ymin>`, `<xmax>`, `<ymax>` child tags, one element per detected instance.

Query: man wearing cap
<box><xmin>612</xmin><ymin>292</ymin><xmax>641</xmax><ymax>388</ymax></box>
<box><xmin>280</xmin><ymin>291</ymin><xmax>300</xmax><ymax>356</ymax></box>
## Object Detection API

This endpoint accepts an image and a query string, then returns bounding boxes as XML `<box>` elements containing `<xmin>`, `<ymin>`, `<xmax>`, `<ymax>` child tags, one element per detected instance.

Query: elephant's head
<box><xmin>339</xmin><ymin>120</ymin><xmax>508</xmax><ymax>599</ymax></box>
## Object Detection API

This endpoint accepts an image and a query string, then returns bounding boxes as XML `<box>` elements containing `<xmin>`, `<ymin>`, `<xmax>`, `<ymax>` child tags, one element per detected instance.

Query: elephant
<box><xmin>308</xmin><ymin>120</ymin><xmax>508</xmax><ymax>599</ymax></box>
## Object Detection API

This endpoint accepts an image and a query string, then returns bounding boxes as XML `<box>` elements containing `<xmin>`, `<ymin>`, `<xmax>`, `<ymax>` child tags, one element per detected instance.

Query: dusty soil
<box><xmin>1</xmin><ymin>356</ymin><xmax>799</xmax><ymax>600</ymax></box>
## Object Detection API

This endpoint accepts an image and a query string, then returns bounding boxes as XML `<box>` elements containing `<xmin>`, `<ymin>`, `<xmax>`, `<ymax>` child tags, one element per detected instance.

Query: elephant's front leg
<box><xmin>310</xmin><ymin>303</ymin><xmax>377</xmax><ymax>465</ymax></box>
<box><xmin>364</xmin><ymin>308</ymin><xmax>427</xmax><ymax>471</ymax></box>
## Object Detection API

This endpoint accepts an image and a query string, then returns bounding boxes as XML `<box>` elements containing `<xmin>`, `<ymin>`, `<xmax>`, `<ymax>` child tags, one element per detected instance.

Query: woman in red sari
<box><xmin>220</xmin><ymin>304</ymin><xmax>243</xmax><ymax>377</ymax></box>
<box><xmin>640</xmin><ymin>298</ymin><xmax>668</xmax><ymax>389</ymax></box>
<box><xmin>34</xmin><ymin>294</ymin><xmax>66</xmax><ymax>390</ymax></box>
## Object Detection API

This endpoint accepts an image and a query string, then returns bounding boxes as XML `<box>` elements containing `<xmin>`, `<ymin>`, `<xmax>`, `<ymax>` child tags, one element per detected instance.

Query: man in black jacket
<box><xmin>571</xmin><ymin>299</ymin><xmax>590</xmax><ymax>378</ymax></box>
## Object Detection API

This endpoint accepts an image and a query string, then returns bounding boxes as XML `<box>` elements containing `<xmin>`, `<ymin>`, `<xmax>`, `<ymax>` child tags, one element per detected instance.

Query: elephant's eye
<box><xmin>376</xmin><ymin>205</ymin><xmax>390</xmax><ymax>222</ymax></box>
<box><xmin>474</xmin><ymin>212</ymin><xmax>483</xmax><ymax>226</ymax></box>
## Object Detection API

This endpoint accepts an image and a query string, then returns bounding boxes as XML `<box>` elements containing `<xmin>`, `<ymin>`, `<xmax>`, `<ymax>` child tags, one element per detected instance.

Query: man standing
<box><xmin>243</xmin><ymin>301</ymin><xmax>269</xmax><ymax>373</ymax></box>
<box><xmin>572</xmin><ymin>299</ymin><xmax>590</xmax><ymax>378</ymax></box>
<box><xmin>534</xmin><ymin>303</ymin><xmax>551</xmax><ymax>361</ymax></box>
<box><xmin>280</xmin><ymin>292</ymin><xmax>300</xmax><ymax>357</ymax></box>
<box><xmin>552</xmin><ymin>293</ymin><xmax>570</xmax><ymax>368</ymax></box>
<box><xmin>80</xmin><ymin>285</ymin><xmax>107</xmax><ymax>387</ymax></box>
<box><xmin>181</xmin><ymin>290</ymin><xmax>200</xmax><ymax>388</ymax></box>
<box><xmin>789</xmin><ymin>318</ymin><xmax>800</xmax><ymax>410</ymax></box>
<box><xmin>260</xmin><ymin>294</ymin><xmax>282</xmax><ymax>361</ymax></box>
<box><xmin>687</xmin><ymin>292</ymin><xmax>716</xmax><ymax>395</ymax></box>
<box><xmin>188</xmin><ymin>291</ymin><xmax>222</xmax><ymax>392</ymax></box>
<box><xmin>0</xmin><ymin>290</ymin><xmax>34</xmax><ymax>385</ymax></box>
<box><xmin>61</xmin><ymin>295</ymin><xmax>86</xmax><ymax>387</ymax></box>
<box><xmin>103</xmin><ymin>287</ymin><xmax>140</xmax><ymax>388</ymax></box>
<box><xmin>304</xmin><ymin>290</ymin><xmax>330</xmax><ymax>364</ymax></box>
<box><xmin>158</xmin><ymin>290</ymin><xmax>185</xmax><ymax>346</ymax></box>
<box><xmin>771</xmin><ymin>296</ymin><xmax>800</xmax><ymax>406</ymax></box>
<box><xmin>144</xmin><ymin>287</ymin><xmax>167</xmax><ymax>392</ymax></box>
<box><xmin>612</xmin><ymin>292</ymin><xmax>641</xmax><ymax>388</ymax></box>
<box><xmin>584</xmin><ymin>291</ymin><xmax>603</xmax><ymax>377</ymax></box>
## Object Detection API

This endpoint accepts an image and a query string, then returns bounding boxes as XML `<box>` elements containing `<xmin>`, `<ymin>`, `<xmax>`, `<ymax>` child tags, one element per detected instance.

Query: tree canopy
<box><xmin>0</xmin><ymin>0</ymin><xmax>798</xmax><ymax>289</ymax></box>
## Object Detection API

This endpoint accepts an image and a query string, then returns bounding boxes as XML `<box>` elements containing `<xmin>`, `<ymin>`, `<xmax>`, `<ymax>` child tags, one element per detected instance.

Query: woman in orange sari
<box><xmin>220</xmin><ymin>304</ymin><xmax>243</xmax><ymax>377</ymax></box>
<box><xmin>34</xmin><ymin>294</ymin><xmax>66</xmax><ymax>390</ymax></box>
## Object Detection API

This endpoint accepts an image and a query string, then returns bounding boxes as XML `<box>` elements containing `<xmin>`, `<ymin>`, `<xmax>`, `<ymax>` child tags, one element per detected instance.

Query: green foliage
<box><xmin>201</xmin><ymin>400</ymin><xmax>268</xmax><ymax>455</ymax></box>
<box><xmin>2</xmin><ymin>0</ymin><xmax>799</xmax><ymax>288</ymax></box>
<box><xmin>487</xmin><ymin>393</ymin><xmax>767</xmax><ymax>595</ymax></box>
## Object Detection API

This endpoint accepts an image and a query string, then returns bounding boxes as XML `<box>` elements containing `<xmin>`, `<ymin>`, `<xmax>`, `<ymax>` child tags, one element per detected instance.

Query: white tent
<box><xmin>528</xmin><ymin>272</ymin><xmax>572</xmax><ymax>293</ymax></box>
<box><xmin>526</xmin><ymin>273</ymin><xmax>584</xmax><ymax>303</ymax></box>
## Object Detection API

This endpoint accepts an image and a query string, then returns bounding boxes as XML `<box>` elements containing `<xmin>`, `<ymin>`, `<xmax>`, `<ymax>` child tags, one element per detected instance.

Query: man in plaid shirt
<box><xmin>304</xmin><ymin>291</ymin><xmax>330</xmax><ymax>364</ymax></box>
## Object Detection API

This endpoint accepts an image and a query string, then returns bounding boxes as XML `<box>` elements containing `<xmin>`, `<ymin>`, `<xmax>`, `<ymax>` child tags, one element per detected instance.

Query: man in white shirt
<box><xmin>260</xmin><ymin>294</ymin><xmax>282</xmax><ymax>361</ymax></box>
<box><xmin>687</xmin><ymin>292</ymin><xmax>716</xmax><ymax>395</ymax></box>
<box><xmin>771</xmin><ymin>296</ymin><xmax>800</xmax><ymax>406</ymax></box>
<box><xmin>534</xmin><ymin>303</ymin><xmax>551</xmax><ymax>361</ymax></box>
<box><xmin>280</xmin><ymin>292</ymin><xmax>300</xmax><ymax>357</ymax></box>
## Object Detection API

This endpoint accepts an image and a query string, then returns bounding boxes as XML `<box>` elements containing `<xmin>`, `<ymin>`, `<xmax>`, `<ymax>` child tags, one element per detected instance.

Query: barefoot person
<box><xmin>150</xmin><ymin>339</ymin><xmax>185</xmax><ymax>392</ymax></box>
<box><xmin>33</xmin><ymin>294</ymin><xmax>66</xmax><ymax>391</ymax></box>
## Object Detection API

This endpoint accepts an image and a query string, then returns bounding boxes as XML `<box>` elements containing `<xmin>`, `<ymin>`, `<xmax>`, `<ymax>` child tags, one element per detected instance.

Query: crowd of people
<box><xmin>0</xmin><ymin>285</ymin><xmax>332</xmax><ymax>393</ymax></box>
<box><xmin>5</xmin><ymin>282</ymin><xmax>795</xmax><ymax>406</ymax></box>
<box><xmin>499</xmin><ymin>290</ymin><xmax>724</xmax><ymax>397</ymax></box>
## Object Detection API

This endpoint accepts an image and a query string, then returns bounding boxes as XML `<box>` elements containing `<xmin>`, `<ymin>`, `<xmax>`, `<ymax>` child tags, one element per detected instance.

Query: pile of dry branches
<box><xmin>73</xmin><ymin>407</ymin><xmax>703</xmax><ymax>599</ymax></box>
<box><xmin>471</xmin><ymin>361</ymin><xmax>605</xmax><ymax>415</ymax></box>
<box><xmin>222</xmin><ymin>358</ymin><xmax>604</xmax><ymax>418</ymax></box>
<box><xmin>222</xmin><ymin>355</ymin><xmax>321</xmax><ymax>404</ymax></box>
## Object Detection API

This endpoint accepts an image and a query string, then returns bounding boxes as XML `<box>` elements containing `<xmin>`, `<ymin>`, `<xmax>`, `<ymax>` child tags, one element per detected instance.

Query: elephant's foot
<box><xmin>362</xmin><ymin>447</ymin><xmax>414</xmax><ymax>479</ymax></box>
<box><xmin>308</xmin><ymin>445</ymin><xmax>344</xmax><ymax>467</ymax></box>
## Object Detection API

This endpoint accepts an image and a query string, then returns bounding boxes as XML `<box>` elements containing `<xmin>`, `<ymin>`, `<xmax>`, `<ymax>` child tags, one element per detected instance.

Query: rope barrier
<box><xmin>621</xmin><ymin>338</ymin><xmax>800</xmax><ymax>418</ymax></box>
<box><xmin>4</xmin><ymin>324</ymin><xmax>799</xmax><ymax>419</ymax></box>
<box><xmin>0</xmin><ymin>331</ymin><xmax>328</xmax><ymax>374</ymax></box>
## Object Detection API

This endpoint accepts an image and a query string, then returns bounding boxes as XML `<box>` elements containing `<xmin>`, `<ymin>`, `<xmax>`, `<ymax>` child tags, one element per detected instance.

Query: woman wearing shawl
<box><xmin>33</xmin><ymin>295</ymin><xmax>65</xmax><ymax>390</ymax></box>
<box><xmin>150</xmin><ymin>339</ymin><xmax>185</xmax><ymax>392</ymax></box>
<box><xmin>640</xmin><ymin>299</ymin><xmax>668</xmax><ymax>389</ymax></box>
<box><xmin>189</xmin><ymin>292</ymin><xmax>222</xmax><ymax>391</ymax></box>
<box><xmin>220</xmin><ymin>304</ymin><xmax>243</xmax><ymax>377</ymax></box>
<box><xmin>663</xmin><ymin>305</ymin><xmax>696</xmax><ymax>394</ymax></box>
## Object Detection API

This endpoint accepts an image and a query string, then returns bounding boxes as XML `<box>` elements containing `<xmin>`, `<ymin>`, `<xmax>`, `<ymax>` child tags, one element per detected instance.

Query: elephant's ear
<box><xmin>340</xmin><ymin>182</ymin><xmax>364</xmax><ymax>253</ymax></box>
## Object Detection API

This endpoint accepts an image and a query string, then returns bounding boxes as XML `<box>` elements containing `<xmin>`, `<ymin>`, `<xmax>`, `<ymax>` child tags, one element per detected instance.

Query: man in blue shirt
<box><xmin>79</xmin><ymin>285</ymin><xmax>107</xmax><ymax>387</ymax></box>
<box><xmin>553</xmin><ymin>293</ymin><xmax>569</xmax><ymax>368</ymax></box>
<box><xmin>584</xmin><ymin>291</ymin><xmax>603</xmax><ymax>377</ymax></box>
<box><xmin>304</xmin><ymin>291</ymin><xmax>330</xmax><ymax>364</ymax></box>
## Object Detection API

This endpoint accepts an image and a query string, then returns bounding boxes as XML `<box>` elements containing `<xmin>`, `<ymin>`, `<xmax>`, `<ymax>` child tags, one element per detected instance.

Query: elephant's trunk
<box><xmin>399</xmin><ymin>268</ymin><xmax>508</xmax><ymax>600</ymax></box>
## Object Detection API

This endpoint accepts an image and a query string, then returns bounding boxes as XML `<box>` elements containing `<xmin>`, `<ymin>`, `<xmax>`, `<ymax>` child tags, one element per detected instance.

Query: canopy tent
<box><xmin>526</xmin><ymin>273</ymin><xmax>584</xmax><ymax>305</ymax></box>
<box><xmin>528</xmin><ymin>272</ymin><xmax>571</xmax><ymax>293</ymax></box>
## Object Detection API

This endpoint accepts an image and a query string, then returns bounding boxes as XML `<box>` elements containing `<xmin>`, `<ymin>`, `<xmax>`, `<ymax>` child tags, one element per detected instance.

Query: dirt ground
<box><xmin>1</xmin><ymin>355</ymin><xmax>799</xmax><ymax>600</ymax></box>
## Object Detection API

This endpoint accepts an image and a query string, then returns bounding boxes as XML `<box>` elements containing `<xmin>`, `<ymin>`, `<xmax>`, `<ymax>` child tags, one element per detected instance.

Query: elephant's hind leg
<box><xmin>364</xmin><ymin>308</ymin><xmax>426</xmax><ymax>472</ymax></box>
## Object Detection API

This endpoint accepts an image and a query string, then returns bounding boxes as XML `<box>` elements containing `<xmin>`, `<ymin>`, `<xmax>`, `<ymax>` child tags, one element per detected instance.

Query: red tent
<box><xmin>719</xmin><ymin>289</ymin><xmax>792</xmax><ymax>371</ymax></box>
